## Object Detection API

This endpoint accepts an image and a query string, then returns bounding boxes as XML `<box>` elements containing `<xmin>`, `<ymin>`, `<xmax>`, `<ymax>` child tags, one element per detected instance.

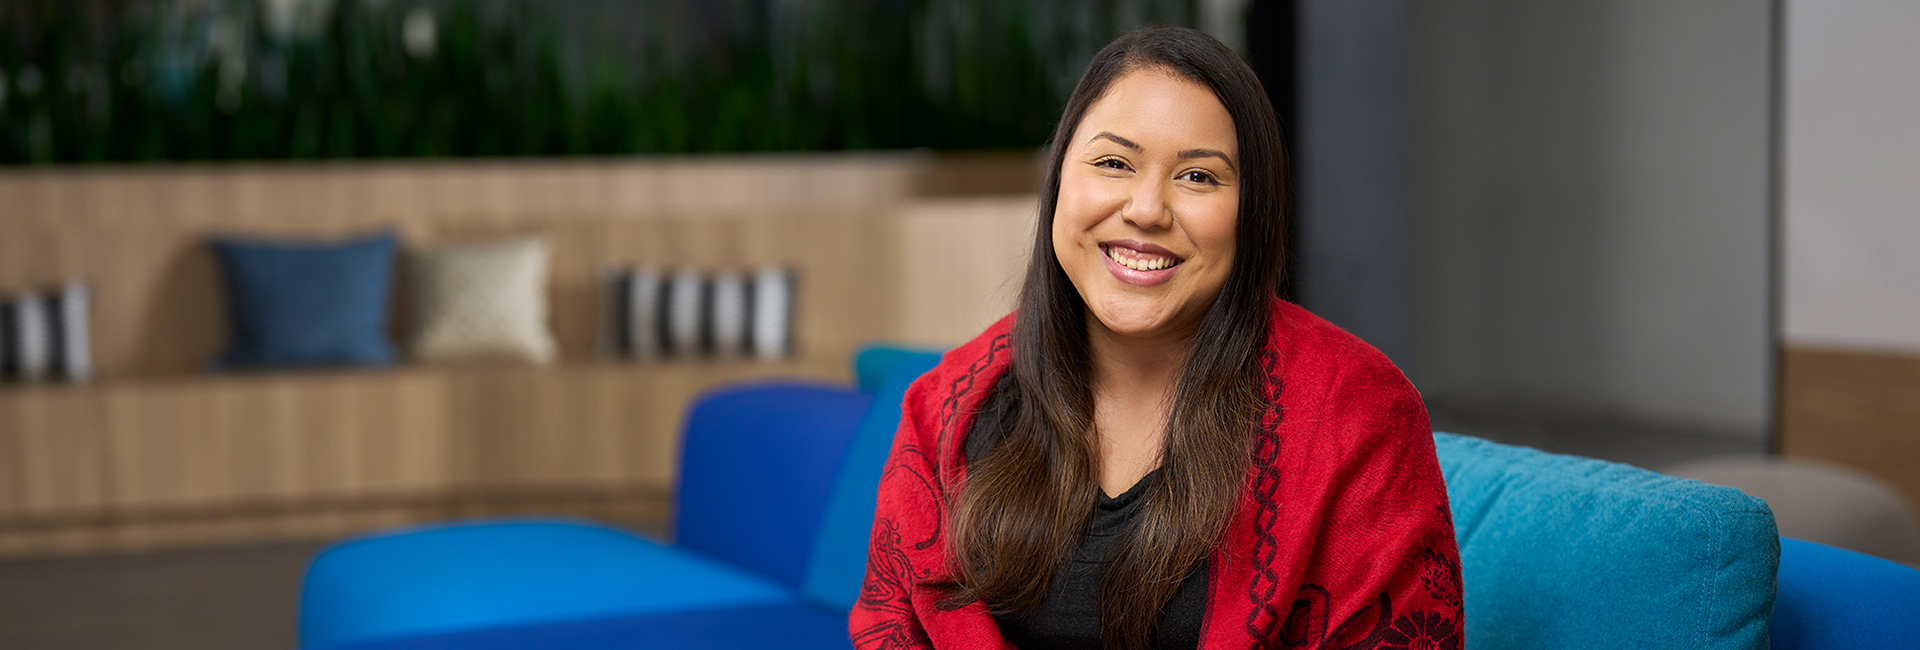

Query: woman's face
<box><xmin>1053</xmin><ymin>69</ymin><xmax>1239</xmax><ymax>346</ymax></box>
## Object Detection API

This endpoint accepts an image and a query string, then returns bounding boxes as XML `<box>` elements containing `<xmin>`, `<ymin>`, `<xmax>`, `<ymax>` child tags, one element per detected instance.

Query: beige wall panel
<box><xmin>372</xmin><ymin>371</ymin><xmax>456</xmax><ymax>494</ymax></box>
<box><xmin>896</xmin><ymin>197</ymin><xmax>1038</xmax><ymax>347</ymax></box>
<box><xmin>217</xmin><ymin>376</ymin><xmax>288</xmax><ymax>501</ymax></box>
<box><xmin>176</xmin><ymin>384</ymin><xmax>240</xmax><ymax>505</ymax></box>
<box><xmin>545</xmin><ymin>224</ymin><xmax>602</xmax><ymax>359</ymax></box>
<box><xmin>608</xmin><ymin>368</ymin><xmax>670</xmax><ymax>486</ymax></box>
<box><xmin>1781</xmin><ymin>346</ymin><xmax>1920</xmax><ymax>514</ymax></box>
<box><xmin>12</xmin><ymin>388</ymin><xmax>113</xmax><ymax>514</ymax></box>
<box><xmin>107</xmin><ymin>383</ymin><xmax>190</xmax><ymax>508</ymax></box>
<box><xmin>121</xmin><ymin>230</ymin><xmax>224</xmax><ymax>377</ymax></box>
<box><xmin>447</xmin><ymin>367</ymin><xmax>562</xmax><ymax>488</ymax></box>
<box><xmin>781</xmin><ymin>214</ymin><xmax>901</xmax><ymax>361</ymax></box>
<box><xmin>557</xmin><ymin>366</ymin><xmax>632</xmax><ymax>484</ymax></box>
<box><xmin>301</xmin><ymin>375</ymin><xmax>365</xmax><ymax>493</ymax></box>
<box><xmin>0</xmin><ymin>398</ymin><xmax>21</xmax><ymax>517</ymax></box>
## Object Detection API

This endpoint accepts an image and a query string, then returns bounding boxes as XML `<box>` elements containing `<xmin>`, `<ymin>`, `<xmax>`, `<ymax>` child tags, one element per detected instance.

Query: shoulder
<box><xmin>898</xmin><ymin>313</ymin><xmax>1016</xmax><ymax>449</ymax></box>
<box><xmin>1262</xmin><ymin>300</ymin><xmax>1430</xmax><ymax>462</ymax></box>
<box><xmin>1265</xmin><ymin>299</ymin><xmax>1422</xmax><ymax>411</ymax></box>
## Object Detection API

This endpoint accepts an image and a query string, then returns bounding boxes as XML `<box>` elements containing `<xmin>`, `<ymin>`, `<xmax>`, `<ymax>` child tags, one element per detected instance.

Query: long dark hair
<box><xmin>938</xmin><ymin>26</ymin><xmax>1288</xmax><ymax>650</ymax></box>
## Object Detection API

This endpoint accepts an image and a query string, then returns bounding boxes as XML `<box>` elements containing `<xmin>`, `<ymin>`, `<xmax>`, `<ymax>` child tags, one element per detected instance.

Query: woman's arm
<box><xmin>848</xmin><ymin>383</ymin><xmax>943</xmax><ymax>650</ymax></box>
<box><xmin>1271</xmin><ymin>375</ymin><xmax>1464</xmax><ymax>649</ymax></box>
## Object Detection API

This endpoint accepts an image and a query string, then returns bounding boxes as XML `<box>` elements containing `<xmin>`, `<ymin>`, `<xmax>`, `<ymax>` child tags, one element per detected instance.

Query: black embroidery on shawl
<box><xmin>852</xmin><ymin>332</ymin><xmax>1009</xmax><ymax>648</ymax></box>
<box><xmin>1272</xmin><ymin>551</ymin><xmax>1463</xmax><ymax>649</ymax></box>
<box><xmin>853</xmin><ymin>517</ymin><xmax>935</xmax><ymax>650</ymax></box>
<box><xmin>1419</xmin><ymin>547</ymin><xmax>1463</xmax><ymax>610</ymax></box>
<box><xmin>1243</xmin><ymin>342</ymin><xmax>1463</xmax><ymax>650</ymax></box>
<box><xmin>937</xmin><ymin>332</ymin><xmax>1011</xmax><ymax>478</ymax></box>
<box><xmin>1244</xmin><ymin>347</ymin><xmax>1287</xmax><ymax>642</ymax></box>
<box><xmin>1277</xmin><ymin>589</ymin><xmax>1392</xmax><ymax>650</ymax></box>
<box><xmin>1277</xmin><ymin>584</ymin><xmax>1330</xmax><ymax>646</ymax></box>
<box><xmin>1380</xmin><ymin>609</ymin><xmax>1461</xmax><ymax>650</ymax></box>
<box><xmin>880</xmin><ymin>445</ymin><xmax>943</xmax><ymax>552</ymax></box>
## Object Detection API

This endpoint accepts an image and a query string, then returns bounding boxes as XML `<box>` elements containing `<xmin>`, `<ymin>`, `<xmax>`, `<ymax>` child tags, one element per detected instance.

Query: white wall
<box><xmin>1783</xmin><ymin>0</ymin><xmax>1920</xmax><ymax>354</ymax></box>
<box><xmin>1407</xmin><ymin>2</ymin><xmax>1773</xmax><ymax>436</ymax></box>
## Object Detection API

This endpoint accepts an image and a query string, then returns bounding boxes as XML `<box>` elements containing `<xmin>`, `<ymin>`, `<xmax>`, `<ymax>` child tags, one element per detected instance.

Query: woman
<box><xmin>852</xmin><ymin>26</ymin><xmax>1461</xmax><ymax>650</ymax></box>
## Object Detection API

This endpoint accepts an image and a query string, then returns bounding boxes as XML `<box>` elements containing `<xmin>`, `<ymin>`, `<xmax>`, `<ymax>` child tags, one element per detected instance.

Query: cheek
<box><xmin>1192</xmin><ymin>200</ymin><xmax>1240</xmax><ymax>271</ymax></box>
<box><xmin>1051</xmin><ymin>173</ymin><xmax>1104</xmax><ymax>256</ymax></box>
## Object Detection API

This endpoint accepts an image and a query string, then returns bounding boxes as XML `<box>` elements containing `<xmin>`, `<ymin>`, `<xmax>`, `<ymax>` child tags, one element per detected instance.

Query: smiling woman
<box><xmin>1054</xmin><ymin>69</ymin><xmax>1241</xmax><ymax>357</ymax></box>
<box><xmin>852</xmin><ymin>26</ymin><xmax>1463</xmax><ymax>650</ymax></box>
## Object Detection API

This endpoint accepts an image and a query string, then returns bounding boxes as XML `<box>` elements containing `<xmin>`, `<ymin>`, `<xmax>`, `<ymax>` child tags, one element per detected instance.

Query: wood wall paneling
<box><xmin>0</xmin><ymin>157</ymin><xmax>1037</xmax><ymax>559</ymax></box>
<box><xmin>897</xmin><ymin>197</ymin><xmax>1037</xmax><ymax>347</ymax></box>
<box><xmin>1780</xmin><ymin>346</ymin><xmax>1920</xmax><ymax>516</ymax></box>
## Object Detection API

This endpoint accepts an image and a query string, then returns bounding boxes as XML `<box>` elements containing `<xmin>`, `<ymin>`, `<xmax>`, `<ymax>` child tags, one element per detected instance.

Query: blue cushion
<box><xmin>851</xmin><ymin>343</ymin><xmax>946</xmax><ymax>394</ymax></box>
<box><xmin>802</xmin><ymin>346</ymin><xmax>945</xmax><ymax>610</ymax></box>
<box><xmin>298</xmin><ymin>518</ymin><xmax>792</xmax><ymax>650</ymax></box>
<box><xmin>1434</xmin><ymin>432</ymin><xmax>1778</xmax><ymax>650</ymax></box>
<box><xmin>318</xmin><ymin>603</ymin><xmax>854</xmax><ymax>650</ymax></box>
<box><xmin>212</xmin><ymin>230</ymin><xmax>398</xmax><ymax>369</ymax></box>
<box><xmin>676</xmin><ymin>382</ymin><xmax>874</xmax><ymax>591</ymax></box>
<box><xmin>1772</xmin><ymin>537</ymin><xmax>1920</xmax><ymax>650</ymax></box>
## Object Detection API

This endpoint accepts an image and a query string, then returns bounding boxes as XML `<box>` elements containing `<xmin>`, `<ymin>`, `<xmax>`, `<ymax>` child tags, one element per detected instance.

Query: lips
<box><xmin>1100</xmin><ymin>241</ymin><xmax>1184</xmax><ymax>287</ymax></box>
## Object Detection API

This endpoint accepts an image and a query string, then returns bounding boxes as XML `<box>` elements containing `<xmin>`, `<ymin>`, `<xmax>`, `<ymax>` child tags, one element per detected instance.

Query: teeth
<box><xmin>1105</xmin><ymin>245</ymin><xmax>1176</xmax><ymax>272</ymax></box>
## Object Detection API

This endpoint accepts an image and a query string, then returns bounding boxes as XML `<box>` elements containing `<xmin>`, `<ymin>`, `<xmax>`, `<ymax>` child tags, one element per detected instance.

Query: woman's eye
<box><xmin>1094</xmin><ymin>158</ymin><xmax>1130</xmax><ymax>171</ymax></box>
<box><xmin>1182</xmin><ymin>170</ymin><xmax>1218</xmax><ymax>185</ymax></box>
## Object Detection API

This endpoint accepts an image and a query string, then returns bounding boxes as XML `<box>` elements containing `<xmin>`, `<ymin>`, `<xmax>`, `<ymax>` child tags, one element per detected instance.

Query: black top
<box><xmin>964</xmin><ymin>397</ymin><xmax>1209</xmax><ymax>650</ymax></box>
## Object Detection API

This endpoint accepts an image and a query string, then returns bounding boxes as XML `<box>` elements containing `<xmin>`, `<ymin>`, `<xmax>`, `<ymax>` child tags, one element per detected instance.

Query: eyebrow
<box><xmin>1089</xmin><ymin>131</ymin><xmax>1142</xmax><ymax>151</ymax></box>
<box><xmin>1088</xmin><ymin>132</ymin><xmax>1237</xmax><ymax>173</ymax></box>
<box><xmin>1178</xmin><ymin>148</ymin><xmax>1237</xmax><ymax>173</ymax></box>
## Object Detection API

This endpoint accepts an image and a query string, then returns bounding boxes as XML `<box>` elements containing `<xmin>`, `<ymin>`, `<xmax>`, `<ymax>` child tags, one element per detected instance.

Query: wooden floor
<box><xmin>0</xmin><ymin>541</ymin><xmax>318</xmax><ymax>650</ymax></box>
<box><xmin>0</xmin><ymin>515</ymin><xmax>672</xmax><ymax>650</ymax></box>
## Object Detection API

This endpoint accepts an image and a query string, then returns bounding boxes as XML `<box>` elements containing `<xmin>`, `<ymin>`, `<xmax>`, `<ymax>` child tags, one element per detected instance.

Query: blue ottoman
<box><xmin>299</xmin><ymin>518</ymin><xmax>793</xmax><ymax>649</ymax></box>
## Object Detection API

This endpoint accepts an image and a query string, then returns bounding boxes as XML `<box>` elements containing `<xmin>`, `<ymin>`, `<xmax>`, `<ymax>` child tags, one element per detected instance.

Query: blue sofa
<box><xmin>300</xmin><ymin>347</ymin><xmax>1917</xmax><ymax>649</ymax></box>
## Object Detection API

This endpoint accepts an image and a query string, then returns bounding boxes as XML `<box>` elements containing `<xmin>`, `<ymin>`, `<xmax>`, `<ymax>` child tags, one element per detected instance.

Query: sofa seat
<box><xmin>301</xmin><ymin>519</ymin><xmax>796</xmax><ymax>649</ymax></box>
<box><xmin>324</xmin><ymin>603</ymin><xmax>852</xmax><ymax>650</ymax></box>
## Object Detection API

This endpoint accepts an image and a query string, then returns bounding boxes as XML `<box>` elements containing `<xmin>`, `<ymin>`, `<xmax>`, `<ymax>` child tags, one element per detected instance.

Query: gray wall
<box><xmin>1401</xmin><ymin>2</ymin><xmax>1773</xmax><ymax>436</ymax></box>
<box><xmin>1782</xmin><ymin>0</ymin><xmax>1920</xmax><ymax>353</ymax></box>
<box><xmin>1296</xmin><ymin>0</ymin><xmax>1417</xmax><ymax>370</ymax></box>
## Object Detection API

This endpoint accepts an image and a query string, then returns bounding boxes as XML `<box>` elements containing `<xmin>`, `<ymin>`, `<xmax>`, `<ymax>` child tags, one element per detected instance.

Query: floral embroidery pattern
<box><xmin>1380</xmin><ymin>610</ymin><xmax>1461</xmax><ymax>650</ymax></box>
<box><xmin>1419</xmin><ymin>548</ymin><xmax>1462</xmax><ymax>610</ymax></box>
<box><xmin>1278</xmin><ymin>587</ymin><xmax>1394</xmax><ymax>649</ymax></box>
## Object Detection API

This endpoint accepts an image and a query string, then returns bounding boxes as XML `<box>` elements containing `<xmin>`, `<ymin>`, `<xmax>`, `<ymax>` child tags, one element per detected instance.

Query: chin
<box><xmin>1088</xmin><ymin>304</ymin><xmax>1180</xmax><ymax>339</ymax></box>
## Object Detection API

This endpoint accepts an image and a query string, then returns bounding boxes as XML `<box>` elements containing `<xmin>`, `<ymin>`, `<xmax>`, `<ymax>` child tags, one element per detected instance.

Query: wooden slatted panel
<box><xmin>0</xmin><ymin>158</ymin><xmax>933</xmax><ymax>379</ymax></box>
<box><xmin>1780</xmin><ymin>346</ymin><xmax>1920</xmax><ymax>515</ymax></box>
<box><xmin>0</xmin><ymin>158</ymin><xmax>1035</xmax><ymax>559</ymax></box>
<box><xmin>897</xmin><ymin>196</ymin><xmax>1038</xmax><ymax>346</ymax></box>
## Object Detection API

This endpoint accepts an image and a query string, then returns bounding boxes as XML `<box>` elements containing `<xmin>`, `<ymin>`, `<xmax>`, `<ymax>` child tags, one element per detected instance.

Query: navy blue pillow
<box><xmin>212</xmin><ymin>231</ymin><xmax>399</xmax><ymax>370</ymax></box>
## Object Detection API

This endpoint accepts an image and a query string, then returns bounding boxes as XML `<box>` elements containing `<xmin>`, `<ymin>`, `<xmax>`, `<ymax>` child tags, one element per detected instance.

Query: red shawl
<box><xmin>851</xmin><ymin>300</ymin><xmax>1463</xmax><ymax>650</ymax></box>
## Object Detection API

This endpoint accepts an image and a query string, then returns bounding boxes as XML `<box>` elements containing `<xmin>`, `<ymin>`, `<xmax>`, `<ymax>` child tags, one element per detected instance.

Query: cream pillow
<box><xmin>407</xmin><ymin>236</ymin><xmax>557</xmax><ymax>364</ymax></box>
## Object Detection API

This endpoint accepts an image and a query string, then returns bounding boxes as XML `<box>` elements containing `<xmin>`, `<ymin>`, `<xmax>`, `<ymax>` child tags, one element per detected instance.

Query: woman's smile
<box><xmin>1100</xmin><ymin>240</ymin><xmax>1184</xmax><ymax>286</ymax></box>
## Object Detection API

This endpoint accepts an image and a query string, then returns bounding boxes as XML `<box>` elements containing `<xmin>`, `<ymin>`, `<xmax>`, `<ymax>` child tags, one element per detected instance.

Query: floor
<box><xmin>0</xmin><ymin>541</ymin><xmax>321</xmax><ymax>650</ymax></box>
<box><xmin>0</xmin><ymin>411</ymin><xmax>1763</xmax><ymax>650</ymax></box>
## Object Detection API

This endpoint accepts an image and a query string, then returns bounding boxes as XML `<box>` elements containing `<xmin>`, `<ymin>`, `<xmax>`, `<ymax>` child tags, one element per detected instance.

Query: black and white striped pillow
<box><xmin>598</xmin><ymin>266</ymin><xmax>794</xmax><ymax>361</ymax></box>
<box><xmin>3</xmin><ymin>283</ymin><xmax>91</xmax><ymax>382</ymax></box>
<box><xmin>748</xmin><ymin>266</ymin><xmax>795</xmax><ymax>361</ymax></box>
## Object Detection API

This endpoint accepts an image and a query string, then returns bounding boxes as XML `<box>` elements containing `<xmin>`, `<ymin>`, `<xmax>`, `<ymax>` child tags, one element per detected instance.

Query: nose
<box><xmin>1120</xmin><ymin>177</ymin><xmax>1174</xmax><ymax>230</ymax></box>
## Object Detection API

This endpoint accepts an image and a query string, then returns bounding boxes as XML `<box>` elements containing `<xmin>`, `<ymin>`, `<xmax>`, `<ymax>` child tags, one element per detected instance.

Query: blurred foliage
<box><xmin>0</xmin><ymin>0</ymin><xmax>1195</xmax><ymax>163</ymax></box>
